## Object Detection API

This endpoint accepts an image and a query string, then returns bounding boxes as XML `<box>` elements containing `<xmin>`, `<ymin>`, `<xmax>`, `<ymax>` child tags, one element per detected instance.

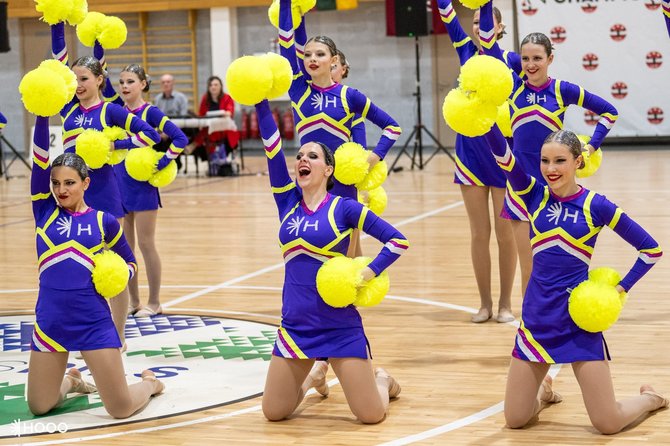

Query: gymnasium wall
<box><xmin>516</xmin><ymin>0</ymin><xmax>670</xmax><ymax>138</ymax></box>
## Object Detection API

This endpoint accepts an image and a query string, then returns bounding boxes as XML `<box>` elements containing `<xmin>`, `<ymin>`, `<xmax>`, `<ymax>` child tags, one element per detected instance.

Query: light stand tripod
<box><xmin>0</xmin><ymin>133</ymin><xmax>30</xmax><ymax>180</ymax></box>
<box><xmin>388</xmin><ymin>35</ymin><xmax>455</xmax><ymax>173</ymax></box>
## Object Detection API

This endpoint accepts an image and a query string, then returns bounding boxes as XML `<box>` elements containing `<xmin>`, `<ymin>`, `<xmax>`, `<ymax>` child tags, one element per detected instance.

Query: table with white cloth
<box><xmin>171</xmin><ymin>115</ymin><xmax>243</xmax><ymax>174</ymax></box>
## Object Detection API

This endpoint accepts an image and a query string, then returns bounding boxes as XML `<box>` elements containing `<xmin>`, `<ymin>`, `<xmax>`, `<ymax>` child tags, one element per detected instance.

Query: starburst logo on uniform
<box><xmin>287</xmin><ymin>215</ymin><xmax>305</xmax><ymax>236</ymax></box>
<box><xmin>310</xmin><ymin>92</ymin><xmax>324</xmax><ymax>111</ymax></box>
<box><xmin>547</xmin><ymin>202</ymin><xmax>562</xmax><ymax>225</ymax></box>
<box><xmin>56</xmin><ymin>216</ymin><xmax>73</xmax><ymax>237</ymax></box>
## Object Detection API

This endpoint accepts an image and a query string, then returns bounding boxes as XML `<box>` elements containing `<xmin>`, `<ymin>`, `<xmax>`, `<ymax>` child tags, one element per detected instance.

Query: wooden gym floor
<box><xmin>0</xmin><ymin>149</ymin><xmax>668</xmax><ymax>445</ymax></box>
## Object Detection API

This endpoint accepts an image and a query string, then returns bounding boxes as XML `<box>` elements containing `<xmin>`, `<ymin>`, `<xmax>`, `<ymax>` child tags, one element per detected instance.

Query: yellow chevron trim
<box><xmin>519</xmin><ymin>320</ymin><xmax>554</xmax><ymax>363</ymax></box>
<box><xmin>278</xmin><ymin>327</ymin><xmax>307</xmax><ymax>359</ymax></box>
<box><xmin>272</xmin><ymin>181</ymin><xmax>296</xmax><ymax>195</ymax></box>
<box><xmin>34</xmin><ymin>321</ymin><xmax>67</xmax><ymax>352</ymax></box>
<box><xmin>31</xmin><ymin>192</ymin><xmax>52</xmax><ymax>202</ymax></box>
<box><xmin>37</xmin><ymin>239</ymin><xmax>95</xmax><ymax>265</ymax></box>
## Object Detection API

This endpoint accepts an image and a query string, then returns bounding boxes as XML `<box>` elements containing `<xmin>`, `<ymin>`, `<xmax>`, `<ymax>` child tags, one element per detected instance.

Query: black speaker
<box><xmin>0</xmin><ymin>2</ymin><xmax>9</xmax><ymax>53</ymax></box>
<box><xmin>386</xmin><ymin>0</ymin><xmax>428</xmax><ymax>37</ymax></box>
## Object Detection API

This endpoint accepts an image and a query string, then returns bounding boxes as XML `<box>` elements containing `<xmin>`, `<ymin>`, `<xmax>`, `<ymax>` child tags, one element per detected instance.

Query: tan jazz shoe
<box><xmin>375</xmin><ymin>367</ymin><xmax>401</xmax><ymax>399</ymax></box>
<box><xmin>308</xmin><ymin>360</ymin><xmax>329</xmax><ymax>397</ymax></box>
<box><xmin>65</xmin><ymin>368</ymin><xmax>97</xmax><ymax>394</ymax></box>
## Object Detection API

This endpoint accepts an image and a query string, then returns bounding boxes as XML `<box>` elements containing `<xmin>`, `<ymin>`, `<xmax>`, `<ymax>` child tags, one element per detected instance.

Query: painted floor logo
<box><xmin>0</xmin><ymin>314</ymin><xmax>277</xmax><ymax>438</ymax></box>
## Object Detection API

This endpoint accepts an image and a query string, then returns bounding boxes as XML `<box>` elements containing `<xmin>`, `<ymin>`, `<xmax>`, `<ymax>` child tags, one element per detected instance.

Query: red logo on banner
<box><xmin>644</xmin><ymin>0</ymin><xmax>661</xmax><ymax>11</ymax></box>
<box><xmin>550</xmin><ymin>26</ymin><xmax>567</xmax><ymax>43</ymax></box>
<box><xmin>582</xmin><ymin>53</ymin><xmax>599</xmax><ymax>70</ymax></box>
<box><xmin>647</xmin><ymin>107</ymin><xmax>664</xmax><ymax>124</ymax></box>
<box><xmin>610</xmin><ymin>24</ymin><xmax>627</xmax><ymax>41</ymax></box>
<box><xmin>521</xmin><ymin>0</ymin><xmax>538</xmax><ymax>16</ymax></box>
<box><xmin>611</xmin><ymin>82</ymin><xmax>628</xmax><ymax>99</ymax></box>
<box><xmin>584</xmin><ymin>110</ymin><xmax>599</xmax><ymax>126</ymax></box>
<box><xmin>646</xmin><ymin>51</ymin><xmax>663</xmax><ymax>68</ymax></box>
<box><xmin>581</xmin><ymin>3</ymin><xmax>597</xmax><ymax>13</ymax></box>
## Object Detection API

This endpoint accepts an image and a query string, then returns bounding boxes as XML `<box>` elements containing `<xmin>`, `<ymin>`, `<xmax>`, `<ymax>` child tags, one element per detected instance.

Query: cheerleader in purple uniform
<box><xmin>293</xmin><ymin>17</ymin><xmax>367</xmax><ymax>258</ymax></box>
<box><xmin>111</xmin><ymin>64</ymin><xmax>187</xmax><ymax>317</ymax></box>
<box><xmin>293</xmin><ymin>18</ymin><xmax>367</xmax><ymax>150</ymax></box>
<box><xmin>435</xmin><ymin>0</ymin><xmax>519</xmax><ymax>323</ymax></box>
<box><xmin>480</xmin><ymin>6</ymin><xmax>618</xmax><ymax>298</ymax></box>
<box><xmin>27</xmin><ymin>116</ymin><xmax>163</xmax><ymax>418</ymax></box>
<box><xmin>484</xmin><ymin>125</ymin><xmax>667</xmax><ymax>433</ymax></box>
<box><xmin>255</xmin><ymin>99</ymin><xmax>408</xmax><ymax>423</ymax></box>
<box><xmin>663</xmin><ymin>0</ymin><xmax>670</xmax><ymax>37</ymax></box>
<box><xmin>51</xmin><ymin>23</ymin><xmax>161</xmax><ymax>345</ymax></box>
<box><xmin>278</xmin><ymin>0</ymin><xmax>401</xmax><ymax>202</ymax></box>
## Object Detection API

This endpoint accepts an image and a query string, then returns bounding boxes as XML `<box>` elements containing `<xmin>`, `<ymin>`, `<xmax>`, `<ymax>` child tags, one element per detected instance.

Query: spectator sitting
<box><xmin>154</xmin><ymin>74</ymin><xmax>188</xmax><ymax>117</ymax></box>
<box><xmin>188</xmin><ymin>76</ymin><xmax>239</xmax><ymax>163</ymax></box>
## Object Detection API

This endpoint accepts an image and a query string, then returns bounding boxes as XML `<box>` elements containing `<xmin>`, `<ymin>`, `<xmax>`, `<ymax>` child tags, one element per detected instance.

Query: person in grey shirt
<box><xmin>153</xmin><ymin>74</ymin><xmax>188</xmax><ymax>117</ymax></box>
<box><xmin>153</xmin><ymin>74</ymin><xmax>190</xmax><ymax>169</ymax></box>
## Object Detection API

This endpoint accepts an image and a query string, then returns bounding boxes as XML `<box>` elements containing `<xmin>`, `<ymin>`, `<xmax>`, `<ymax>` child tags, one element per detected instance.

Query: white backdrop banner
<box><xmin>516</xmin><ymin>0</ymin><xmax>670</xmax><ymax>137</ymax></box>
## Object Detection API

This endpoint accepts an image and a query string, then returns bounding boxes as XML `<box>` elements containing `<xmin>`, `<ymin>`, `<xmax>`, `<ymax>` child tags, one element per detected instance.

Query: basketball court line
<box><xmin>159</xmin><ymin>200</ymin><xmax>464</xmax><ymax>309</ymax></box>
<box><xmin>12</xmin><ymin>295</ymin><xmax>560</xmax><ymax>445</ymax></box>
<box><xmin>1</xmin><ymin>198</ymin><xmax>552</xmax><ymax>444</ymax></box>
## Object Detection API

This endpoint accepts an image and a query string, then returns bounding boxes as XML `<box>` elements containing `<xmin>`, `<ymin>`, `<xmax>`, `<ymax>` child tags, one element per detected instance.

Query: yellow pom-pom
<box><xmin>102</xmin><ymin>126</ymin><xmax>128</xmax><ymax>141</ymax></box>
<box><xmin>76</xmin><ymin>11</ymin><xmax>106</xmax><ymax>47</ymax></box>
<box><xmin>568</xmin><ymin>280</ymin><xmax>622</xmax><ymax>333</ymax></box>
<box><xmin>225</xmin><ymin>56</ymin><xmax>273</xmax><ymax>106</ymax></box>
<box><xmin>124</xmin><ymin>147</ymin><xmax>157</xmax><ymax>181</ymax></box>
<box><xmin>66</xmin><ymin>0</ymin><xmax>89</xmax><ymax>25</ymax></box>
<box><xmin>576</xmin><ymin>134</ymin><xmax>590</xmax><ymax>146</ymax></box>
<box><xmin>352</xmin><ymin>257</ymin><xmax>389</xmax><ymax>307</ymax></box>
<box><xmin>268</xmin><ymin>0</ymin><xmax>303</xmax><ymax>29</ymax></box>
<box><xmin>262</xmin><ymin>52</ymin><xmax>293</xmax><ymax>100</ymax></box>
<box><xmin>356</xmin><ymin>159</ymin><xmax>388</xmax><ymax>191</ymax></box>
<box><xmin>460</xmin><ymin>0</ymin><xmax>491</xmax><ymax>10</ymax></box>
<box><xmin>98</xmin><ymin>16</ymin><xmax>127</xmax><ymax>49</ymax></box>
<box><xmin>359</xmin><ymin>186</ymin><xmax>388</xmax><ymax>215</ymax></box>
<box><xmin>588</xmin><ymin>267</ymin><xmax>622</xmax><ymax>287</ymax></box>
<box><xmin>109</xmin><ymin>149</ymin><xmax>127</xmax><ymax>165</ymax></box>
<box><xmin>76</xmin><ymin>129</ymin><xmax>111</xmax><ymax>168</ymax></box>
<box><xmin>334</xmin><ymin>142</ymin><xmax>369</xmax><ymax>185</ymax></box>
<box><xmin>149</xmin><ymin>160</ymin><xmax>178</xmax><ymax>188</ymax></box>
<box><xmin>39</xmin><ymin>59</ymin><xmax>77</xmax><ymax>100</ymax></box>
<box><xmin>576</xmin><ymin>148</ymin><xmax>602</xmax><ymax>178</ymax></box>
<box><xmin>496</xmin><ymin>103</ymin><xmax>512</xmax><ymax>137</ymax></box>
<box><xmin>460</xmin><ymin>55</ymin><xmax>513</xmax><ymax>106</ymax></box>
<box><xmin>35</xmin><ymin>0</ymin><xmax>75</xmax><ymax>25</ymax></box>
<box><xmin>355</xmin><ymin>272</ymin><xmax>389</xmax><ymax>307</ymax></box>
<box><xmin>316</xmin><ymin>256</ymin><xmax>363</xmax><ymax>308</ymax></box>
<box><xmin>19</xmin><ymin>66</ymin><xmax>69</xmax><ymax>117</ymax></box>
<box><xmin>295</xmin><ymin>0</ymin><xmax>317</xmax><ymax>14</ymax></box>
<box><xmin>443</xmin><ymin>88</ymin><xmax>497</xmax><ymax>137</ymax></box>
<box><xmin>92</xmin><ymin>250</ymin><xmax>129</xmax><ymax>299</ymax></box>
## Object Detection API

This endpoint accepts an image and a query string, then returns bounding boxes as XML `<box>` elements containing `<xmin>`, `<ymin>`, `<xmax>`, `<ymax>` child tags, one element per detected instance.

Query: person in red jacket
<box><xmin>190</xmin><ymin>76</ymin><xmax>239</xmax><ymax>162</ymax></box>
